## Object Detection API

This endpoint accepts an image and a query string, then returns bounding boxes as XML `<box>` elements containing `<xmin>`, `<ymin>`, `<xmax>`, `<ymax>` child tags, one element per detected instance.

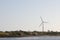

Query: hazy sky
<box><xmin>0</xmin><ymin>0</ymin><xmax>60</xmax><ymax>31</ymax></box>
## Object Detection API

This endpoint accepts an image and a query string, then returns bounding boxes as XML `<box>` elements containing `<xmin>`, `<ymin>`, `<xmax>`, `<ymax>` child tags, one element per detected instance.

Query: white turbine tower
<box><xmin>39</xmin><ymin>17</ymin><xmax>47</xmax><ymax>32</ymax></box>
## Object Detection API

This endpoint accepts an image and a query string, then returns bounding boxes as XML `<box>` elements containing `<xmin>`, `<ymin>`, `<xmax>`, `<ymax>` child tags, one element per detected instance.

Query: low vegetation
<box><xmin>0</xmin><ymin>30</ymin><xmax>60</xmax><ymax>37</ymax></box>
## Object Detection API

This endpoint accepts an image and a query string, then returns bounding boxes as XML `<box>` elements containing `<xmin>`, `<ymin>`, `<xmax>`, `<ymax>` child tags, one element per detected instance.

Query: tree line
<box><xmin>0</xmin><ymin>30</ymin><xmax>60</xmax><ymax>37</ymax></box>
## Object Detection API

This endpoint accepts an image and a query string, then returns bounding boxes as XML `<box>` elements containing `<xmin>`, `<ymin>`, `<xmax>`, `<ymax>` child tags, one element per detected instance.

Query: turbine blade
<box><xmin>39</xmin><ymin>23</ymin><xmax>42</xmax><ymax>27</ymax></box>
<box><xmin>40</xmin><ymin>16</ymin><xmax>43</xmax><ymax>22</ymax></box>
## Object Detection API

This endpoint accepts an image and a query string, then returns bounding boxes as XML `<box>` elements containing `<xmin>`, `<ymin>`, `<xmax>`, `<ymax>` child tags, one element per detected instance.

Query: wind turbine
<box><xmin>39</xmin><ymin>16</ymin><xmax>47</xmax><ymax>32</ymax></box>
